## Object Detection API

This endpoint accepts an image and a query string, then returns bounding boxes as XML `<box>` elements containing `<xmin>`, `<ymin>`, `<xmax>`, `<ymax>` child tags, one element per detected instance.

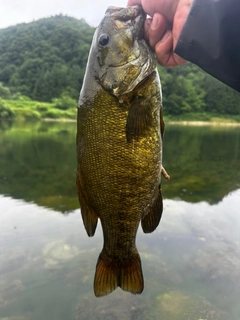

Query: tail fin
<box><xmin>94</xmin><ymin>251</ymin><xmax>144</xmax><ymax>297</ymax></box>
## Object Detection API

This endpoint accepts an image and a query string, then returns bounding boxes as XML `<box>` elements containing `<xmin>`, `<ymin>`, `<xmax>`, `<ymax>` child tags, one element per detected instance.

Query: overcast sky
<box><xmin>0</xmin><ymin>0</ymin><xmax>129</xmax><ymax>29</ymax></box>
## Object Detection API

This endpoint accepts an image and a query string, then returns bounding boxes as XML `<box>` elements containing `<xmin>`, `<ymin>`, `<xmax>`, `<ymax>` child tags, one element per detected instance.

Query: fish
<box><xmin>76</xmin><ymin>5</ymin><xmax>169</xmax><ymax>297</ymax></box>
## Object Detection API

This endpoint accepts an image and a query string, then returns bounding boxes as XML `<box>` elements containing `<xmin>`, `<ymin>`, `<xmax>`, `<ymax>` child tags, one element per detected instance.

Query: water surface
<box><xmin>0</xmin><ymin>121</ymin><xmax>240</xmax><ymax>320</ymax></box>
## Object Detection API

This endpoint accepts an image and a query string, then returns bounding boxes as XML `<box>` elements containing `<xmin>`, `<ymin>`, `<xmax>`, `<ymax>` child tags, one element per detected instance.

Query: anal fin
<box><xmin>141</xmin><ymin>185</ymin><xmax>163</xmax><ymax>233</ymax></box>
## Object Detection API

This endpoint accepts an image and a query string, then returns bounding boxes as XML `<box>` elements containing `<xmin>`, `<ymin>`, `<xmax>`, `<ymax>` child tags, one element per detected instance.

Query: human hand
<box><xmin>127</xmin><ymin>0</ymin><xmax>193</xmax><ymax>67</ymax></box>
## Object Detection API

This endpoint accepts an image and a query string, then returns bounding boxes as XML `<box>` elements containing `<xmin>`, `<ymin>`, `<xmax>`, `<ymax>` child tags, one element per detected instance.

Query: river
<box><xmin>0</xmin><ymin>121</ymin><xmax>240</xmax><ymax>320</ymax></box>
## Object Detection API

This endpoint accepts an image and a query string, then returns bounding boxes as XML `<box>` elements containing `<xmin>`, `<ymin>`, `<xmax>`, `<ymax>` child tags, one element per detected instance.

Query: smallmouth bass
<box><xmin>76</xmin><ymin>5</ymin><xmax>169</xmax><ymax>297</ymax></box>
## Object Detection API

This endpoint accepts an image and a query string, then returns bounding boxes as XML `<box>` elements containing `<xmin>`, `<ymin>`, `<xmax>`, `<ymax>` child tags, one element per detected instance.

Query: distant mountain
<box><xmin>0</xmin><ymin>15</ymin><xmax>95</xmax><ymax>101</ymax></box>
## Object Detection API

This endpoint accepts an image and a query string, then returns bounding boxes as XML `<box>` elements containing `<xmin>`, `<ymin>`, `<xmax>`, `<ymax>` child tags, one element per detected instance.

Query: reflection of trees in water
<box><xmin>0</xmin><ymin>119</ymin><xmax>13</xmax><ymax>131</ymax></box>
<box><xmin>0</xmin><ymin>122</ymin><xmax>240</xmax><ymax>211</ymax></box>
<box><xmin>0</xmin><ymin>121</ymin><xmax>78</xmax><ymax>212</ymax></box>
<box><xmin>163</xmin><ymin>125</ymin><xmax>240</xmax><ymax>203</ymax></box>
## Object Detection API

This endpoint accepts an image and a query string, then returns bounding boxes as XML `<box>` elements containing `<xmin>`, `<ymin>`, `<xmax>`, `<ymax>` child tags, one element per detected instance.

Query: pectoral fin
<box><xmin>141</xmin><ymin>185</ymin><xmax>163</xmax><ymax>233</ymax></box>
<box><xmin>126</xmin><ymin>95</ymin><xmax>153</xmax><ymax>143</ymax></box>
<box><xmin>76</xmin><ymin>173</ymin><xmax>98</xmax><ymax>237</ymax></box>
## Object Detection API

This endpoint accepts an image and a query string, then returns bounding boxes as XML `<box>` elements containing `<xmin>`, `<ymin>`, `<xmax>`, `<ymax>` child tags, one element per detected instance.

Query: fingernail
<box><xmin>151</xmin><ymin>15</ymin><xmax>159</xmax><ymax>30</ymax></box>
<box><xmin>160</xmin><ymin>30</ymin><xmax>171</xmax><ymax>42</ymax></box>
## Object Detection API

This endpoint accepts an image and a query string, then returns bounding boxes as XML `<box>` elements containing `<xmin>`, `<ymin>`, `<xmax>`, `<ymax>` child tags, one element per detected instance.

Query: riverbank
<box><xmin>164</xmin><ymin>113</ymin><xmax>240</xmax><ymax>125</ymax></box>
<box><xmin>2</xmin><ymin>117</ymin><xmax>239</xmax><ymax>126</ymax></box>
<box><xmin>1</xmin><ymin>97</ymin><xmax>240</xmax><ymax>124</ymax></box>
<box><xmin>167</xmin><ymin>121</ymin><xmax>240</xmax><ymax>126</ymax></box>
<box><xmin>0</xmin><ymin>95</ymin><xmax>77</xmax><ymax>120</ymax></box>
<box><xmin>2</xmin><ymin>117</ymin><xmax>240</xmax><ymax>127</ymax></box>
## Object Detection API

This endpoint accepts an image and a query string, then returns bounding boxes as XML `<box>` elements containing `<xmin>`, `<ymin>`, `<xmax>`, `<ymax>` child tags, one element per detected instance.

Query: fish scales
<box><xmin>76</xmin><ymin>5</ymin><xmax>167</xmax><ymax>297</ymax></box>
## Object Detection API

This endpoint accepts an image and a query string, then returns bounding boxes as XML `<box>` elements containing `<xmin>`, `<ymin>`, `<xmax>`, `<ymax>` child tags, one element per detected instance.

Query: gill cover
<box><xmin>93</xmin><ymin>6</ymin><xmax>157</xmax><ymax>96</ymax></box>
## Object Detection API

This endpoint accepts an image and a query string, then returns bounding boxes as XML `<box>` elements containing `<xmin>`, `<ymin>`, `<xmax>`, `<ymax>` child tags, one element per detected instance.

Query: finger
<box><xmin>155</xmin><ymin>30</ymin><xmax>173</xmax><ymax>66</ymax></box>
<box><xmin>144</xmin><ymin>18</ymin><xmax>152</xmax><ymax>42</ymax></box>
<box><xmin>147</xmin><ymin>13</ymin><xmax>167</xmax><ymax>49</ymax></box>
<box><xmin>155</xmin><ymin>30</ymin><xmax>186</xmax><ymax>67</ymax></box>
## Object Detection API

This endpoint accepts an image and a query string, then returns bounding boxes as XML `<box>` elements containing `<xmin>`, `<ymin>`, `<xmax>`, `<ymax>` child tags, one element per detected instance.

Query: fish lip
<box><xmin>105</xmin><ymin>5</ymin><xmax>145</xmax><ymax>20</ymax></box>
<box><xmin>105</xmin><ymin>5</ymin><xmax>146</xmax><ymax>39</ymax></box>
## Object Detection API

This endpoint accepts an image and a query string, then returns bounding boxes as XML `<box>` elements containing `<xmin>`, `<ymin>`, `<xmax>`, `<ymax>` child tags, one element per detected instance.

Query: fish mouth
<box><xmin>105</xmin><ymin>5</ymin><xmax>146</xmax><ymax>40</ymax></box>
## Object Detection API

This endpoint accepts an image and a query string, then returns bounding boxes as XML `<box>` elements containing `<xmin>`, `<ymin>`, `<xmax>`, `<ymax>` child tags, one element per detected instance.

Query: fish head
<box><xmin>87</xmin><ymin>5</ymin><xmax>157</xmax><ymax>97</ymax></box>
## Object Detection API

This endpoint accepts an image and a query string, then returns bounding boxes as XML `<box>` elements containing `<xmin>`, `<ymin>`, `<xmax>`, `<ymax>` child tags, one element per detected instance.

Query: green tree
<box><xmin>0</xmin><ymin>15</ymin><xmax>94</xmax><ymax>102</ymax></box>
<box><xmin>0</xmin><ymin>98</ymin><xmax>15</xmax><ymax>118</ymax></box>
<box><xmin>204</xmin><ymin>75</ymin><xmax>240</xmax><ymax>114</ymax></box>
<box><xmin>0</xmin><ymin>82</ymin><xmax>11</xmax><ymax>99</ymax></box>
<box><xmin>160</xmin><ymin>65</ymin><xmax>206</xmax><ymax>115</ymax></box>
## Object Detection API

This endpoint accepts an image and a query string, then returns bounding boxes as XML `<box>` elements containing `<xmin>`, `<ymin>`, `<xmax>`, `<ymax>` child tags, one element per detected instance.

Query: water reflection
<box><xmin>0</xmin><ymin>121</ymin><xmax>240</xmax><ymax>212</ymax></box>
<box><xmin>0</xmin><ymin>121</ymin><xmax>79</xmax><ymax>212</ymax></box>
<box><xmin>0</xmin><ymin>189</ymin><xmax>239</xmax><ymax>319</ymax></box>
<box><xmin>163</xmin><ymin>124</ymin><xmax>240</xmax><ymax>203</ymax></box>
<box><xmin>0</xmin><ymin>121</ymin><xmax>240</xmax><ymax>319</ymax></box>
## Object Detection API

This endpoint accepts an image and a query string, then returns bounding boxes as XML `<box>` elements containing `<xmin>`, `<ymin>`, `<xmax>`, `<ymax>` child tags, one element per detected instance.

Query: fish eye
<box><xmin>98</xmin><ymin>34</ymin><xmax>110</xmax><ymax>47</ymax></box>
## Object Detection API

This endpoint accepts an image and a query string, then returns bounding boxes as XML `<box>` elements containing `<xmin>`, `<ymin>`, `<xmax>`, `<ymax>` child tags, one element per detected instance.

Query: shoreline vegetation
<box><xmin>1</xmin><ymin>94</ymin><xmax>240</xmax><ymax>125</ymax></box>
<box><xmin>164</xmin><ymin>114</ymin><xmax>240</xmax><ymax>125</ymax></box>
<box><xmin>167</xmin><ymin>121</ymin><xmax>240</xmax><ymax>126</ymax></box>
<box><xmin>1</xmin><ymin>89</ymin><xmax>240</xmax><ymax>125</ymax></box>
<box><xmin>0</xmin><ymin>94</ymin><xmax>77</xmax><ymax>121</ymax></box>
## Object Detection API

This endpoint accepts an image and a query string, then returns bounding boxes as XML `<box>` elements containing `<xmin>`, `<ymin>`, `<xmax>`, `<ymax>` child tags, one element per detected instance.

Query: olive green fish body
<box><xmin>76</xmin><ymin>5</ymin><xmax>164</xmax><ymax>297</ymax></box>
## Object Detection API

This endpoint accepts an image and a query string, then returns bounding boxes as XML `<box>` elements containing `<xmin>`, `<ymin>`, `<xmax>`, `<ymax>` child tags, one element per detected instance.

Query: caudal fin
<box><xmin>94</xmin><ymin>251</ymin><xmax>144</xmax><ymax>297</ymax></box>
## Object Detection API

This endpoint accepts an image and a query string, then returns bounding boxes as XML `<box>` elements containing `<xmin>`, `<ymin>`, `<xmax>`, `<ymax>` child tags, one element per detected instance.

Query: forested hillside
<box><xmin>0</xmin><ymin>15</ymin><xmax>240</xmax><ymax>118</ymax></box>
<box><xmin>0</xmin><ymin>15</ymin><xmax>94</xmax><ymax>102</ymax></box>
<box><xmin>159</xmin><ymin>64</ymin><xmax>240</xmax><ymax>116</ymax></box>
